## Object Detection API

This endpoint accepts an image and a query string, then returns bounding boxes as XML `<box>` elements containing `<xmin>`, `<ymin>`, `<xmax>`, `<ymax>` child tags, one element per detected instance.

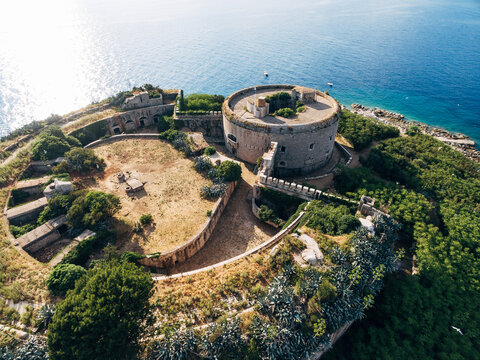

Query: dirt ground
<box><xmin>82</xmin><ymin>139</ymin><xmax>214</xmax><ymax>254</ymax></box>
<box><xmin>169</xmin><ymin>147</ymin><xmax>277</xmax><ymax>274</ymax></box>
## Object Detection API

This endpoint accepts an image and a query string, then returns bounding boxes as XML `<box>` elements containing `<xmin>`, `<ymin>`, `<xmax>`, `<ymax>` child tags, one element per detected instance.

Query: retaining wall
<box><xmin>84</xmin><ymin>133</ymin><xmax>161</xmax><ymax>148</ymax></box>
<box><xmin>174</xmin><ymin>111</ymin><xmax>224</xmax><ymax>138</ymax></box>
<box><xmin>140</xmin><ymin>181</ymin><xmax>238</xmax><ymax>269</ymax></box>
<box><xmin>153</xmin><ymin>206</ymin><xmax>306</xmax><ymax>280</ymax></box>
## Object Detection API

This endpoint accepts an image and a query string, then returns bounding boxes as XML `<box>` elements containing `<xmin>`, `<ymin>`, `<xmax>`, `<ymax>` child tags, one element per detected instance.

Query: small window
<box><xmin>329</xmin><ymin>135</ymin><xmax>333</xmax><ymax>141</ymax></box>
<box><xmin>309</xmin><ymin>143</ymin><xmax>315</xmax><ymax>150</ymax></box>
<box><xmin>228</xmin><ymin>134</ymin><xmax>237</xmax><ymax>142</ymax></box>
<box><xmin>279</xmin><ymin>161</ymin><xmax>286</xmax><ymax>167</ymax></box>
<box><xmin>280</xmin><ymin>146</ymin><xmax>286</xmax><ymax>153</ymax></box>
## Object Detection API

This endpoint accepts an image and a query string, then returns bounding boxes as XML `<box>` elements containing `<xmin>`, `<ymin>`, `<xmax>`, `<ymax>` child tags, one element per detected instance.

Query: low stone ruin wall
<box><xmin>139</xmin><ymin>181</ymin><xmax>238</xmax><ymax>269</ymax></box>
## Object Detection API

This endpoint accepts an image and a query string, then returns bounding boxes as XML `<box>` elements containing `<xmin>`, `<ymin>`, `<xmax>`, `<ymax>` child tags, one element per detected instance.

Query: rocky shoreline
<box><xmin>345</xmin><ymin>103</ymin><xmax>480</xmax><ymax>162</ymax></box>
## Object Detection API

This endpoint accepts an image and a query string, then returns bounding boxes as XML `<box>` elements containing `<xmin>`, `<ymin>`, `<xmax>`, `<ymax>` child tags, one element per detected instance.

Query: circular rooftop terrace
<box><xmin>224</xmin><ymin>84</ymin><xmax>339</xmax><ymax>129</ymax></box>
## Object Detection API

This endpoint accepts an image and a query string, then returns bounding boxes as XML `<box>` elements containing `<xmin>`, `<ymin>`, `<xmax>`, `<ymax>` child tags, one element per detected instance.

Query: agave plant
<box><xmin>198</xmin><ymin>318</ymin><xmax>244</xmax><ymax>359</ymax></box>
<box><xmin>147</xmin><ymin>328</ymin><xmax>197</xmax><ymax>360</ymax></box>
<box><xmin>0</xmin><ymin>336</ymin><xmax>48</xmax><ymax>360</ymax></box>
<box><xmin>36</xmin><ymin>304</ymin><xmax>55</xmax><ymax>332</ymax></box>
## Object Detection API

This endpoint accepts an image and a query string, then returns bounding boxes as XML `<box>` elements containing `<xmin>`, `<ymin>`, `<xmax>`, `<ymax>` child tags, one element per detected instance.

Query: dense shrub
<box><xmin>9</xmin><ymin>223</ymin><xmax>36</xmax><ymax>238</ymax></box>
<box><xmin>265</xmin><ymin>92</ymin><xmax>292</xmax><ymax>113</ymax></box>
<box><xmin>337</xmin><ymin>110</ymin><xmax>399</xmax><ymax>150</ymax></box>
<box><xmin>183</xmin><ymin>94</ymin><xmax>225</xmax><ymax>111</ymax></box>
<box><xmin>204</xmin><ymin>146</ymin><xmax>216</xmax><ymax>156</ymax></box>
<box><xmin>60</xmin><ymin>233</ymin><xmax>110</xmax><ymax>266</ymax></box>
<box><xmin>54</xmin><ymin>147</ymin><xmax>105</xmax><ymax>173</ymax></box>
<box><xmin>46</xmin><ymin>263</ymin><xmax>86</xmax><ymax>294</ymax></box>
<box><xmin>156</xmin><ymin>115</ymin><xmax>173</xmax><ymax>133</ymax></box>
<box><xmin>108</xmin><ymin>90</ymin><xmax>133</xmax><ymax>107</ymax></box>
<box><xmin>305</xmin><ymin>201</ymin><xmax>360</xmax><ymax>235</ymax></box>
<box><xmin>67</xmin><ymin>191</ymin><xmax>121</xmax><ymax>229</ymax></box>
<box><xmin>31</xmin><ymin>126</ymin><xmax>82</xmax><ymax>160</ymax></box>
<box><xmin>139</xmin><ymin>214</ymin><xmax>153</xmax><ymax>225</ymax></box>
<box><xmin>216</xmin><ymin>160</ymin><xmax>242</xmax><ymax>181</ymax></box>
<box><xmin>258</xmin><ymin>205</ymin><xmax>283</xmax><ymax>226</ymax></box>
<box><xmin>158</xmin><ymin>128</ymin><xmax>179</xmax><ymax>142</ymax></box>
<box><xmin>273</xmin><ymin>107</ymin><xmax>295</xmax><ymax>118</ymax></box>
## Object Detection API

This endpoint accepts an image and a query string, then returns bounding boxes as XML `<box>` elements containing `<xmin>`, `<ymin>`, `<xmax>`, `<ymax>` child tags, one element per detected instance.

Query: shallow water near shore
<box><xmin>0</xmin><ymin>0</ymin><xmax>479</xmax><ymax>143</ymax></box>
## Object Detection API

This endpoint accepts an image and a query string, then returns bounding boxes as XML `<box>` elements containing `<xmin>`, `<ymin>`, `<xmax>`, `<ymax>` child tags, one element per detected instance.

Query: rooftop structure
<box><xmin>15</xmin><ymin>215</ymin><xmax>67</xmax><ymax>253</ymax></box>
<box><xmin>16</xmin><ymin>176</ymin><xmax>51</xmax><ymax>195</ymax></box>
<box><xmin>6</xmin><ymin>197</ymin><xmax>48</xmax><ymax>226</ymax></box>
<box><xmin>223</xmin><ymin>84</ymin><xmax>340</xmax><ymax>176</ymax></box>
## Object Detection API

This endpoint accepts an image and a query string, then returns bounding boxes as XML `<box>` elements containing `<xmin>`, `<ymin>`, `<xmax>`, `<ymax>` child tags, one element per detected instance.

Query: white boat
<box><xmin>327</xmin><ymin>82</ymin><xmax>333</xmax><ymax>86</ymax></box>
<box><xmin>264</xmin><ymin>71</ymin><xmax>268</xmax><ymax>77</ymax></box>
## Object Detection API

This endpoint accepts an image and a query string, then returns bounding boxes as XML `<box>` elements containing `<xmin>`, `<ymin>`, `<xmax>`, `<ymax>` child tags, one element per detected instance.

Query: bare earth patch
<box><xmin>83</xmin><ymin>139</ymin><xmax>214</xmax><ymax>254</ymax></box>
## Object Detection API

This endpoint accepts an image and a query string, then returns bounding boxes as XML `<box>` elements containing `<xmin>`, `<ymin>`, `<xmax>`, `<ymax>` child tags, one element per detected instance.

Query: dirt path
<box><xmin>169</xmin><ymin>163</ymin><xmax>277</xmax><ymax>274</ymax></box>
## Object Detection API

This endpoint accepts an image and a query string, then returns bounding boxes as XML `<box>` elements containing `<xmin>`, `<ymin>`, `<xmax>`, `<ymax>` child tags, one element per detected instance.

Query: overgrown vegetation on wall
<box><xmin>31</xmin><ymin>126</ymin><xmax>81</xmax><ymax>161</ymax></box>
<box><xmin>69</xmin><ymin>119</ymin><xmax>109</xmax><ymax>146</ymax></box>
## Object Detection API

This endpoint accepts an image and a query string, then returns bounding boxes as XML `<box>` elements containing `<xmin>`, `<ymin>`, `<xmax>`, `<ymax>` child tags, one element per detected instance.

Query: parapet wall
<box><xmin>139</xmin><ymin>181</ymin><xmax>238</xmax><ymax>269</ymax></box>
<box><xmin>259</xmin><ymin>173</ymin><xmax>358</xmax><ymax>205</ymax></box>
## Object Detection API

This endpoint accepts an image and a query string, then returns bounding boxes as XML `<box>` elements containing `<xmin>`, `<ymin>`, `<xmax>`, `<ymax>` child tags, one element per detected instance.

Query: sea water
<box><xmin>0</xmin><ymin>0</ymin><xmax>479</xmax><ymax>143</ymax></box>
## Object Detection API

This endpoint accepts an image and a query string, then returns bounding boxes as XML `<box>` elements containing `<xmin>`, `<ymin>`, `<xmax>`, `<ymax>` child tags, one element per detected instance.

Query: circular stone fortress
<box><xmin>222</xmin><ymin>85</ymin><xmax>340</xmax><ymax>177</ymax></box>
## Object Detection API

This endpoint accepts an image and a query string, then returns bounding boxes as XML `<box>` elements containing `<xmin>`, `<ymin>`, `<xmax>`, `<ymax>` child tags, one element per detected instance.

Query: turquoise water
<box><xmin>0</xmin><ymin>0</ymin><xmax>479</xmax><ymax>143</ymax></box>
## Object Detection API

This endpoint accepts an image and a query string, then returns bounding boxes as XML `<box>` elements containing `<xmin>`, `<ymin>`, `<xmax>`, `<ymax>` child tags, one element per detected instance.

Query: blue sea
<box><xmin>0</xmin><ymin>0</ymin><xmax>479</xmax><ymax>144</ymax></box>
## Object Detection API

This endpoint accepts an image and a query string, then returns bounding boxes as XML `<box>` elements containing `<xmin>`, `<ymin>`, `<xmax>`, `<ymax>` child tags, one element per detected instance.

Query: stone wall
<box><xmin>105</xmin><ymin>104</ymin><xmax>175</xmax><ymax>135</ymax></box>
<box><xmin>174</xmin><ymin>112</ymin><xmax>224</xmax><ymax>138</ymax></box>
<box><xmin>139</xmin><ymin>181</ymin><xmax>238</xmax><ymax>269</ymax></box>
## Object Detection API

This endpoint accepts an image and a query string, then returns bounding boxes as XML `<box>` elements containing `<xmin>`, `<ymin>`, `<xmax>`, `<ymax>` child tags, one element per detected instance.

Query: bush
<box><xmin>265</xmin><ymin>92</ymin><xmax>292</xmax><ymax>113</ymax></box>
<box><xmin>31</xmin><ymin>126</ymin><xmax>82</xmax><ymax>160</ymax></box>
<box><xmin>305</xmin><ymin>201</ymin><xmax>360</xmax><ymax>235</ymax></box>
<box><xmin>158</xmin><ymin>128</ymin><xmax>179</xmax><ymax>142</ymax></box>
<box><xmin>338</xmin><ymin>110</ymin><xmax>399</xmax><ymax>150</ymax></box>
<box><xmin>139</xmin><ymin>214</ymin><xmax>153</xmax><ymax>225</ymax></box>
<box><xmin>108</xmin><ymin>90</ymin><xmax>133</xmax><ymax>107</ymax></box>
<box><xmin>296</xmin><ymin>106</ymin><xmax>306</xmax><ymax>113</ymax></box>
<box><xmin>204</xmin><ymin>146</ymin><xmax>216</xmax><ymax>156</ymax></box>
<box><xmin>273</xmin><ymin>107</ymin><xmax>295</xmax><ymax>118</ymax></box>
<box><xmin>46</xmin><ymin>263</ymin><xmax>86</xmax><ymax>294</ymax></box>
<box><xmin>156</xmin><ymin>115</ymin><xmax>173</xmax><ymax>133</ymax></box>
<box><xmin>184</xmin><ymin>94</ymin><xmax>225</xmax><ymax>111</ymax></box>
<box><xmin>216</xmin><ymin>161</ymin><xmax>242</xmax><ymax>181</ymax></box>
<box><xmin>9</xmin><ymin>223</ymin><xmax>36</xmax><ymax>238</ymax></box>
<box><xmin>67</xmin><ymin>191</ymin><xmax>121</xmax><ymax>229</ymax></box>
<box><xmin>54</xmin><ymin>147</ymin><xmax>106</xmax><ymax>173</ymax></box>
<box><xmin>258</xmin><ymin>205</ymin><xmax>283</xmax><ymax>226</ymax></box>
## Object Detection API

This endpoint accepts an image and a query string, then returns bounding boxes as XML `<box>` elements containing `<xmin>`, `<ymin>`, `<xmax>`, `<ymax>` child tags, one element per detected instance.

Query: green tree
<box><xmin>46</xmin><ymin>263</ymin><xmax>86</xmax><ymax>294</ymax></box>
<box><xmin>47</xmin><ymin>260</ymin><xmax>154</xmax><ymax>360</ymax></box>
<box><xmin>55</xmin><ymin>147</ymin><xmax>106</xmax><ymax>173</ymax></box>
<box><xmin>67</xmin><ymin>191</ymin><xmax>121</xmax><ymax>229</ymax></box>
<box><xmin>216</xmin><ymin>160</ymin><xmax>242</xmax><ymax>181</ymax></box>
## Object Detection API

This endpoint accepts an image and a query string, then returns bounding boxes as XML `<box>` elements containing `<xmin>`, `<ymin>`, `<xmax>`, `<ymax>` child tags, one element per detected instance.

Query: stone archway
<box><xmin>139</xmin><ymin>117</ymin><xmax>147</xmax><ymax>127</ymax></box>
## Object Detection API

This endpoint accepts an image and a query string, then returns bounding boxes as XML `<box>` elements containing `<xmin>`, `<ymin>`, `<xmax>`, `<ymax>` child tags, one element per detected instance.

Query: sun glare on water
<box><xmin>0</xmin><ymin>0</ymin><xmax>117</xmax><ymax>133</ymax></box>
